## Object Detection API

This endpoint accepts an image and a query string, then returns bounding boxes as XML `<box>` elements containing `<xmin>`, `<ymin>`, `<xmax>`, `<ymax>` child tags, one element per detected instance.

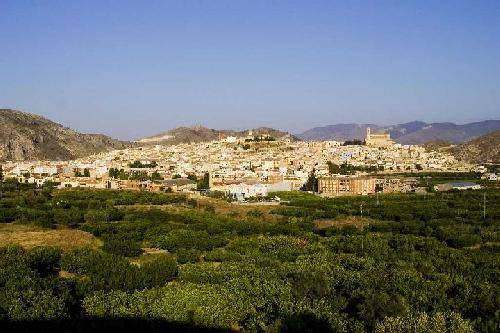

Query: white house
<box><xmin>229</xmin><ymin>183</ymin><xmax>268</xmax><ymax>201</ymax></box>
<box><xmin>226</xmin><ymin>136</ymin><xmax>238</xmax><ymax>143</ymax></box>
<box><xmin>434</xmin><ymin>182</ymin><xmax>481</xmax><ymax>192</ymax></box>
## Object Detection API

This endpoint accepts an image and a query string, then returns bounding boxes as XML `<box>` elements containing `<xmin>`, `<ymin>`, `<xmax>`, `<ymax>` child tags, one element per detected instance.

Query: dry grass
<box><xmin>465</xmin><ymin>241</ymin><xmax>500</xmax><ymax>250</ymax></box>
<box><xmin>122</xmin><ymin>197</ymin><xmax>280</xmax><ymax>223</ymax></box>
<box><xmin>59</xmin><ymin>270</ymin><xmax>78</xmax><ymax>279</ymax></box>
<box><xmin>0</xmin><ymin>223</ymin><xmax>101</xmax><ymax>251</ymax></box>
<box><xmin>196</xmin><ymin>197</ymin><xmax>281</xmax><ymax>222</ymax></box>
<box><xmin>315</xmin><ymin>216</ymin><xmax>378</xmax><ymax>230</ymax></box>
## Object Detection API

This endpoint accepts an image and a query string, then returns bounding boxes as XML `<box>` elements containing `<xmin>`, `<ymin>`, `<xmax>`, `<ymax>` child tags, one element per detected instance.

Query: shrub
<box><xmin>176</xmin><ymin>248</ymin><xmax>201</xmax><ymax>264</ymax></box>
<box><xmin>102</xmin><ymin>237</ymin><xmax>143</xmax><ymax>257</ymax></box>
<box><xmin>141</xmin><ymin>255</ymin><xmax>178</xmax><ymax>287</ymax></box>
<box><xmin>27</xmin><ymin>246</ymin><xmax>62</xmax><ymax>276</ymax></box>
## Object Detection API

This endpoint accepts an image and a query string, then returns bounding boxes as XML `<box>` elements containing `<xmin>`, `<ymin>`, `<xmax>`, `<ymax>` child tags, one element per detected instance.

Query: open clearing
<box><xmin>0</xmin><ymin>223</ymin><xmax>101</xmax><ymax>251</ymax></box>
<box><xmin>315</xmin><ymin>216</ymin><xmax>379</xmax><ymax>230</ymax></box>
<box><xmin>196</xmin><ymin>197</ymin><xmax>282</xmax><ymax>222</ymax></box>
<box><xmin>121</xmin><ymin>197</ymin><xmax>282</xmax><ymax>223</ymax></box>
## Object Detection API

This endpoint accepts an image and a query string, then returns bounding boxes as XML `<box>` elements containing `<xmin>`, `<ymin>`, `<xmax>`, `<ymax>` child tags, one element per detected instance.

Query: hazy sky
<box><xmin>1</xmin><ymin>1</ymin><xmax>499</xmax><ymax>140</ymax></box>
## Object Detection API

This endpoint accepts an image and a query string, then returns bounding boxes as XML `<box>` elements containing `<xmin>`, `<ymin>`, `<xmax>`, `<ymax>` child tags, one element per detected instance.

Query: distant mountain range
<box><xmin>297</xmin><ymin>120</ymin><xmax>500</xmax><ymax>145</ymax></box>
<box><xmin>136</xmin><ymin>126</ymin><xmax>295</xmax><ymax>145</ymax></box>
<box><xmin>1</xmin><ymin>108</ymin><xmax>498</xmax><ymax>162</ymax></box>
<box><xmin>0</xmin><ymin>109</ymin><xmax>132</xmax><ymax>161</ymax></box>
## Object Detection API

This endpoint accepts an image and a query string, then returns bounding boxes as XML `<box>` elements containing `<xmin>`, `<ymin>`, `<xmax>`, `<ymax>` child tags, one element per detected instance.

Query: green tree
<box><xmin>197</xmin><ymin>172</ymin><xmax>210</xmax><ymax>190</ymax></box>
<box><xmin>302</xmin><ymin>171</ymin><xmax>318</xmax><ymax>192</ymax></box>
<box><xmin>142</xmin><ymin>255</ymin><xmax>178</xmax><ymax>285</ymax></box>
<box><xmin>0</xmin><ymin>164</ymin><xmax>3</xmax><ymax>199</ymax></box>
<box><xmin>102</xmin><ymin>236</ymin><xmax>143</xmax><ymax>257</ymax></box>
<box><xmin>151</xmin><ymin>171</ymin><xmax>163</xmax><ymax>180</ymax></box>
<box><xmin>343</xmin><ymin>139</ymin><xmax>365</xmax><ymax>145</ymax></box>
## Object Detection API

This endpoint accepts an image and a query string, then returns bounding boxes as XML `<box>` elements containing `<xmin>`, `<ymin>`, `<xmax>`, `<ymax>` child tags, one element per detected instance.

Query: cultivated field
<box><xmin>0</xmin><ymin>223</ymin><xmax>101</xmax><ymax>251</ymax></box>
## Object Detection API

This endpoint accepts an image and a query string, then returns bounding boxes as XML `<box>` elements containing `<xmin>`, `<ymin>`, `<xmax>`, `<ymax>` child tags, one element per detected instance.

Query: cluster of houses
<box><xmin>1</xmin><ymin>130</ymin><xmax>493</xmax><ymax>201</ymax></box>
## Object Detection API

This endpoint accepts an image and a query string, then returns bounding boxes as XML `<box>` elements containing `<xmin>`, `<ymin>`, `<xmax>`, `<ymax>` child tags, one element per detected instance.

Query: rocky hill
<box><xmin>298</xmin><ymin>120</ymin><xmax>500</xmax><ymax>144</ymax></box>
<box><xmin>297</xmin><ymin>123</ymin><xmax>381</xmax><ymax>142</ymax></box>
<box><xmin>448</xmin><ymin>131</ymin><xmax>500</xmax><ymax>164</ymax></box>
<box><xmin>421</xmin><ymin>140</ymin><xmax>453</xmax><ymax>152</ymax></box>
<box><xmin>0</xmin><ymin>109</ymin><xmax>132</xmax><ymax>161</ymax></box>
<box><xmin>137</xmin><ymin>126</ymin><xmax>296</xmax><ymax>145</ymax></box>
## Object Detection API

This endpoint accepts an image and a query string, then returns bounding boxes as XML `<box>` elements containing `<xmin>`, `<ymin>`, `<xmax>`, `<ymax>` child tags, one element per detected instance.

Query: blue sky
<box><xmin>1</xmin><ymin>1</ymin><xmax>499</xmax><ymax>139</ymax></box>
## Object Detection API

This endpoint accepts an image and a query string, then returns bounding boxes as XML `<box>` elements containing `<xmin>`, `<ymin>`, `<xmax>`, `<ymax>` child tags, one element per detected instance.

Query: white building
<box><xmin>229</xmin><ymin>183</ymin><xmax>268</xmax><ymax>201</ymax></box>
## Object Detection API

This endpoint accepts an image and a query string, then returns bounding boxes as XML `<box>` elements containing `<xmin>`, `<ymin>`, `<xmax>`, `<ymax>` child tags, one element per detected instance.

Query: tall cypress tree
<box><xmin>0</xmin><ymin>164</ymin><xmax>3</xmax><ymax>199</ymax></box>
<box><xmin>302</xmin><ymin>169</ymin><xmax>318</xmax><ymax>192</ymax></box>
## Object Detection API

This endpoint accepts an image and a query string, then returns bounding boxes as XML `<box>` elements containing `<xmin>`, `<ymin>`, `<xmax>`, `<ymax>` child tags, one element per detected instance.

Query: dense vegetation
<box><xmin>342</xmin><ymin>140</ymin><xmax>365</xmax><ymax>146</ymax></box>
<box><xmin>327</xmin><ymin>162</ymin><xmax>384</xmax><ymax>174</ymax></box>
<box><xmin>0</xmin><ymin>178</ymin><xmax>498</xmax><ymax>332</ymax></box>
<box><xmin>108</xmin><ymin>167</ymin><xmax>163</xmax><ymax>181</ymax></box>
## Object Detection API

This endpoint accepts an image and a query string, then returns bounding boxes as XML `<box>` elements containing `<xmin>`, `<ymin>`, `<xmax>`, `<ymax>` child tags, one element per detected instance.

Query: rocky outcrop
<box><xmin>449</xmin><ymin>131</ymin><xmax>500</xmax><ymax>164</ymax></box>
<box><xmin>0</xmin><ymin>109</ymin><xmax>132</xmax><ymax>161</ymax></box>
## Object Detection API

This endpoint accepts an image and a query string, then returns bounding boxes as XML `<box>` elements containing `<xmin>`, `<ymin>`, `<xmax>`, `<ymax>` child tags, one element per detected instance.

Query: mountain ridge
<box><xmin>0</xmin><ymin>109</ymin><xmax>133</xmax><ymax>161</ymax></box>
<box><xmin>2</xmin><ymin>109</ymin><xmax>499</xmax><ymax>161</ymax></box>
<box><xmin>136</xmin><ymin>126</ymin><xmax>296</xmax><ymax>145</ymax></box>
<box><xmin>297</xmin><ymin>120</ymin><xmax>500</xmax><ymax>144</ymax></box>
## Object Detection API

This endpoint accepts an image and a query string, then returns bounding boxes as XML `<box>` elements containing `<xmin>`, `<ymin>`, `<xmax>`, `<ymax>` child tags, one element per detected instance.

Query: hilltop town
<box><xmin>3</xmin><ymin>127</ymin><xmax>490</xmax><ymax>200</ymax></box>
